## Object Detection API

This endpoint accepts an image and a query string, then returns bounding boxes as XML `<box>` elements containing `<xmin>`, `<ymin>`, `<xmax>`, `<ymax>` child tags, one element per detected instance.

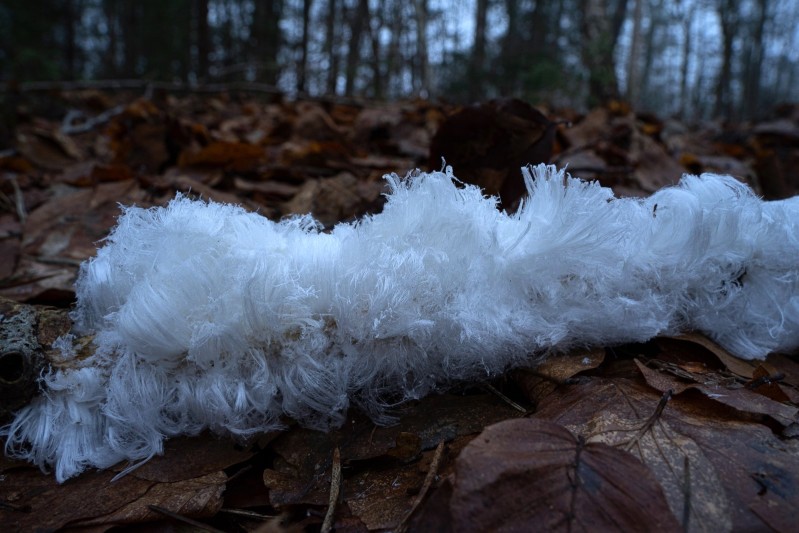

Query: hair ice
<box><xmin>3</xmin><ymin>164</ymin><xmax>798</xmax><ymax>481</ymax></box>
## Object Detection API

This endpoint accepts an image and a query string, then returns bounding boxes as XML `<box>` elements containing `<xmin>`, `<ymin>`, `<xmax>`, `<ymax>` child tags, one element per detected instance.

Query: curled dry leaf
<box><xmin>534</xmin><ymin>377</ymin><xmax>799</xmax><ymax>532</ymax></box>
<box><xmin>636</xmin><ymin>359</ymin><xmax>799</xmax><ymax>427</ymax></box>
<box><xmin>450</xmin><ymin>418</ymin><xmax>679</xmax><ymax>532</ymax></box>
<box><xmin>665</xmin><ymin>332</ymin><xmax>757</xmax><ymax>379</ymax></box>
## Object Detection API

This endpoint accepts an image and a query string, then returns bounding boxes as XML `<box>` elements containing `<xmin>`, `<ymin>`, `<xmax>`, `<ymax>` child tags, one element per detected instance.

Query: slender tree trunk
<box><xmin>679</xmin><ymin>5</ymin><xmax>694</xmax><ymax>119</ymax></box>
<box><xmin>324</xmin><ymin>0</ymin><xmax>338</xmax><ymax>94</ymax></box>
<box><xmin>365</xmin><ymin>5</ymin><xmax>383</xmax><ymax>98</ymax></box>
<box><xmin>498</xmin><ymin>0</ymin><xmax>521</xmax><ymax>95</ymax></box>
<box><xmin>413</xmin><ymin>0</ymin><xmax>430</xmax><ymax>97</ymax></box>
<box><xmin>714</xmin><ymin>0</ymin><xmax>738</xmax><ymax>119</ymax></box>
<box><xmin>104</xmin><ymin>0</ymin><xmax>118</xmax><ymax>77</ymax></box>
<box><xmin>297</xmin><ymin>0</ymin><xmax>313</xmax><ymax>93</ymax></box>
<box><xmin>580</xmin><ymin>0</ymin><xmax>628</xmax><ymax>107</ymax></box>
<box><xmin>638</xmin><ymin>0</ymin><xmax>661</xmax><ymax>107</ymax></box>
<box><xmin>195</xmin><ymin>0</ymin><xmax>209</xmax><ymax>81</ymax></box>
<box><xmin>63</xmin><ymin>0</ymin><xmax>77</xmax><ymax>79</ymax></box>
<box><xmin>250</xmin><ymin>0</ymin><xmax>282</xmax><ymax>85</ymax></box>
<box><xmin>626</xmin><ymin>0</ymin><xmax>643</xmax><ymax>106</ymax></box>
<box><xmin>385</xmin><ymin>1</ymin><xmax>403</xmax><ymax>96</ymax></box>
<box><xmin>742</xmin><ymin>0</ymin><xmax>768</xmax><ymax>119</ymax></box>
<box><xmin>345</xmin><ymin>0</ymin><xmax>369</xmax><ymax>96</ymax></box>
<box><xmin>122</xmin><ymin>3</ymin><xmax>140</xmax><ymax>77</ymax></box>
<box><xmin>469</xmin><ymin>0</ymin><xmax>489</xmax><ymax>101</ymax></box>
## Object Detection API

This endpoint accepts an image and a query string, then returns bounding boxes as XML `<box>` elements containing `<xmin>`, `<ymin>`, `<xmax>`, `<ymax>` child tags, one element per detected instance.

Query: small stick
<box><xmin>484</xmin><ymin>383</ymin><xmax>528</xmax><ymax>413</ymax></box>
<box><xmin>396</xmin><ymin>440</ymin><xmax>446</xmax><ymax>533</ymax></box>
<box><xmin>147</xmin><ymin>505</ymin><xmax>225</xmax><ymax>533</ymax></box>
<box><xmin>321</xmin><ymin>447</ymin><xmax>342</xmax><ymax>533</ymax></box>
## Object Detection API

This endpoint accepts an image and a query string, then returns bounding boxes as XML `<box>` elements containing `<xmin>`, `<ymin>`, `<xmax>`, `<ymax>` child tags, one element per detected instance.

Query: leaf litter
<box><xmin>1</xmin><ymin>89</ymin><xmax>798</xmax><ymax>531</ymax></box>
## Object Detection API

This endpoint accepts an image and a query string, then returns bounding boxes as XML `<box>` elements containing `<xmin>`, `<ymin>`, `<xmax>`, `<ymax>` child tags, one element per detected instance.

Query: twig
<box><xmin>396</xmin><ymin>440</ymin><xmax>446</xmax><ymax>533</ymax></box>
<box><xmin>61</xmin><ymin>104</ymin><xmax>125</xmax><ymax>135</ymax></box>
<box><xmin>10</xmin><ymin>176</ymin><xmax>26</xmax><ymax>224</ymax></box>
<box><xmin>147</xmin><ymin>505</ymin><xmax>226</xmax><ymax>533</ymax></box>
<box><xmin>624</xmin><ymin>389</ymin><xmax>672</xmax><ymax>452</ymax></box>
<box><xmin>483</xmin><ymin>383</ymin><xmax>528</xmax><ymax>414</ymax></box>
<box><xmin>321</xmin><ymin>447</ymin><xmax>342</xmax><ymax>533</ymax></box>
<box><xmin>217</xmin><ymin>508</ymin><xmax>275</xmax><ymax>521</ymax></box>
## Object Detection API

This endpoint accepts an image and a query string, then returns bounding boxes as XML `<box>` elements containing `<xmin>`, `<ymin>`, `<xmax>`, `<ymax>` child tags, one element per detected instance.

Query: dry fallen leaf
<box><xmin>534</xmin><ymin>376</ymin><xmax>799</xmax><ymax>532</ymax></box>
<box><xmin>449</xmin><ymin>418</ymin><xmax>680</xmax><ymax>532</ymax></box>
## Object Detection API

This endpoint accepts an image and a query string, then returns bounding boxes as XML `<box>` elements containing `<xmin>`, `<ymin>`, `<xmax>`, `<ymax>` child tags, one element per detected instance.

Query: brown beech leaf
<box><xmin>665</xmin><ymin>332</ymin><xmax>757</xmax><ymax>379</ymax></box>
<box><xmin>636</xmin><ymin>359</ymin><xmax>798</xmax><ymax>427</ymax></box>
<box><xmin>16</xmin><ymin>127</ymin><xmax>83</xmax><ymax>171</ymax></box>
<box><xmin>450</xmin><ymin>418</ymin><xmax>679</xmax><ymax>532</ymax></box>
<box><xmin>112</xmin><ymin>434</ymin><xmax>257</xmax><ymax>483</ymax></box>
<box><xmin>178</xmin><ymin>140</ymin><xmax>265</xmax><ymax>171</ymax></box>
<box><xmin>534</xmin><ymin>377</ymin><xmax>799</xmax><ymax>532</ymax></box>
<box><xmin>0</xmin><ymin>466</ymin><xmax>225</xmax><ymax>531</ymax></box>
<box><xmin>2</xmin><ymin>180</ymin><xmax>146</xmax><ymax>303</ymax></box>
<box><xmin>263</xmin><ymin>392</ymin><xmax>519</xmax><ymax>508</ymax></box>
<box><xmin>513</xmin><ymin>347</ymin><xmax>605</xmax><ymax>405</ymax></box>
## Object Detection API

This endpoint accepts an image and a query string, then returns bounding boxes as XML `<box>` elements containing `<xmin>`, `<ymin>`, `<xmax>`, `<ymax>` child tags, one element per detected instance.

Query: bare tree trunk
<box><xmin>366</xmin><ymin>6</ymin><xmax>383</xmax><ymax>98</ymax></box>
<box><xmin>413</xmin><ymin>0</ymin><xmax>430</xmax><ymax>97</ymax></box>
<box><xmin>580</xmin><ymin>0</ymin><xmax>628</xmax><ymax>107</ymax></box>
<box><xmin>195</xmin><ymin>0</ymin><xmax>210</xmax><ymax>81</ymax></box>
<box><xmin>104</xmin><ymin>0</ymin><xmax>118</xmax><ymax>77</ymax></box>
<box><xmin>297</xmin><ymin>0</ymin><xmax>313</xmax><ymax>93</ymax></box>
<box><xmin>498</xmin><ymin>0</ymin><xmax>521</xmax><ymax>95</ymax></box>
<box><xmin>742</xmin><ymin>0</ymin><xmax>768</xmax><ymax>119</ymax></box>
<box><xmin>63</xmin><ymin>0</ymin><xmax>77</xmax><ymax>79</ymax></box>
<box><xmin>122</xmin><ymin>3</ymin><xmax>140</xmax><ymax>77</ymax></box>
<box><xmin>469</xmin><ymin>0</ymin><xmax>489</xmax><ymax>101</ymax></box>
<box><xmin>384</xmin><ymin>1</ymin><xmax>404</xmax><ymax>96</ymax></box>
<box><xmin>626</xmin><ymin>0</ymin><xmax>643</xmax><ymax>106</ymax></box>
<box><xmin>679</xmin><ymin>4</ymin><xmax>695</xmax><ymax>119</ymax></box>
<box><xmin>324</xmin><ymin>0</ymin><xmax>338</xmax><ymax>94</ymax></box>
<box><xmin>714</xmin><ymin>0</ymin><xmax>739</xmax><ymax>118</ymax></box>
<box><xmin>345</xmin><ymin>0</ymin><xmax>369</xmax><ymax>96</ymax></box>
<box><xmin>638</xmin><ymin>0</ymin><xmax>662</xmax><ymax>107</ymax></box>
<box><xmin>251</xmin><ymin>0</ymin><xmax>282</xmax><ymax>85</ymax></box>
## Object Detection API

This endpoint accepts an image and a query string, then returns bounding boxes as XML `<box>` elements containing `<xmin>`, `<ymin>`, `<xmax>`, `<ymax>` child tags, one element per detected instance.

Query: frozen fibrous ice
<box><xmin>3</xmin><ymin>164</ymin><xmax>798</xmax><ymax>481</ymax></box>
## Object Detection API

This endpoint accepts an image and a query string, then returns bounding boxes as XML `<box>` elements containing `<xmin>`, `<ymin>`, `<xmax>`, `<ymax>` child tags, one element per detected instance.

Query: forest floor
<box><xmin>1</xmin><ymin>88</ymin><xmax>798</xmax><ymax>532</ymax></box>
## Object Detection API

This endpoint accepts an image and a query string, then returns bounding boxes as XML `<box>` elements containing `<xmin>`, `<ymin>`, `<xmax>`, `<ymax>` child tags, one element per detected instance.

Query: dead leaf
<box><xmin>665</xmin><ymin>332</ymin><xmax>757</xmax><ymax>379</ymax></box>
<box><xmin>450</xmin><ymin>418</ymin><xmax>680</xmax><ymax>532</ymax></box>
<box><xmin>0</xmin><ymin>466</ymin><xmax>225</xmax><ymax>531</ymax></box>
<box><xmin>513</xmin><ymin>347</ymin><xmax>605</xmax><ymax>405</ymax></box>
<box><xmin>1</xmin><ymin>180</ymin><xmax>146</xmax><ymax>303</ymax></box>
<box><xmin>178</xmin><ymin>140</ymin><xmax>265</xmax><ymax>171</ymax></box>
<box><xmin>636</xmin><ymin>359</ymin><xmax>798</xmax><ymax>427</ymax></box>
<box><xmin>428</xmin><ymin>98</ymin><xmax>555</xmax><ymax>208</ymax></box>
<box><xmin>534</xmin><ymin>376</ymin><xmax>799</xmax><ymax>532</ymax></box>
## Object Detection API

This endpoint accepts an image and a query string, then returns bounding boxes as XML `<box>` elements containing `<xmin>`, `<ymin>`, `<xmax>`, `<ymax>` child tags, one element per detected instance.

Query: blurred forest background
<box><xmin>1</xmin><ymin>0</ymin><xmax>798</xmax><ymax>120</ymax></box>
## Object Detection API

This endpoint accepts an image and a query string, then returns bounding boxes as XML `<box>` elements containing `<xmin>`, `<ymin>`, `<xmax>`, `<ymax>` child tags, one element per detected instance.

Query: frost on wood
<box><xmin>3</xmin><ymin>164</ymin><xmax>799</xmax><ymax>482</ymax></box>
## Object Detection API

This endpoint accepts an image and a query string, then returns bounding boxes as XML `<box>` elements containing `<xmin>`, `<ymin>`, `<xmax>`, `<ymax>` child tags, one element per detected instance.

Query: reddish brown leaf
<box><xmin>513</xmin><ymin>347</ymin><xmax>605</xmax><ymax>405</ymax></box>
<box><xmin>666</xmin><ymin>333</ymin><xmax>757</xmax><ymax>379</ymax></box>
<box><xmin>535</xmin><ymin>377</ymin><xmax>799</xmax><ymax>532</ymax></box>
<box><xmin>636</xmin><ymin>359</ymin><xmax>798</xmax><ymax>427</ymax></box>
<box><xmin>0</xmin><ymin>466</ymin><xmax>225</xmax><ymax>531</ymax></box>
<box><xmin>450</xmin><ymin>418</ymin><xmax>679</xmax><ymax>532</ymax></box>
<box><xmin>178</xmin><ymin>140</ymin><xmax>265</xmax><ymax>171</ymax></box>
